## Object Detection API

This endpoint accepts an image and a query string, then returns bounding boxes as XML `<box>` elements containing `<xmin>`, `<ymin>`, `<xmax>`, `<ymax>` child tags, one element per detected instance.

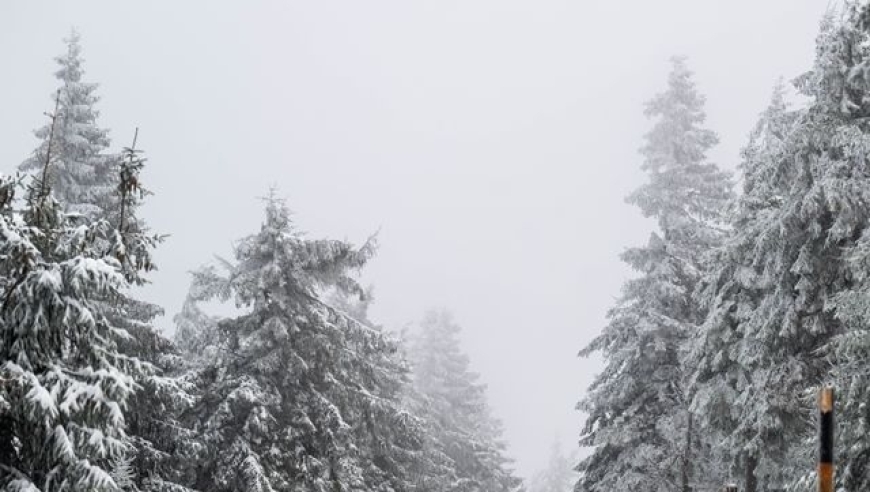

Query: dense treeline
<box><xmin>0</xmin><ymin>31</ymin><xmax>521</xmax><ymax>492</ymax></box>
<box><xmin>579</xmin><ymin>3</ymin><xmax>870</xmax><ymax>492</ymax></box>
<box><xmin>7</xmin><ymin>3</ymin><xmax>870</xmax><ymax>492</ymax></box>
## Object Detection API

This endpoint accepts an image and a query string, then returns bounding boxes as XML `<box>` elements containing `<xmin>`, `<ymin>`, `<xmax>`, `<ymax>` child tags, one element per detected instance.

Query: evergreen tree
<box><xmin>577</xmin><ymin>57</ymin><xmax>732</xmax><ymax>492</ymax></box>
<box><xmin>174</xmin><ymin>195</ymin><xmax>424</xmax><ymax>492</ymax></box>
<box><xmin>111</xmin><ymin>144</ymin><xmax>194</xmax><ymax>492</ymax></box>
<box><xmin>19</xmin><ymin>30</ymin><xmax>115</xmax><ymax>221</ymax></box>
<box><xmin>689</xmin><ymin>82</ymin><xmax>798</xmax><ymax>492</ymax></box>
<box><xmin>17</xmin><ymin>33</ymin><xmax>191</xmax><ymax>491</ymax></box>
<box><xmin>0</xmin><ymin>125</ymin><xmax>161</xmax><ymax>490</ymax></box>
<box><xmin>820</xmin><ymin>6</ymin><xmax>870</xmax><ymax>491</ymax></box>
<box><xmin>407</xmin><ymin>308</ymin><xmax>522</xmax><ymax>492</ymax></box>
<box><xmin>18</xmin><ymin>35</ymin><xmax>162</xmax><ymax>349</ymax></box>
<box><xmin>692</xmin><ymin>5</ymin><xmax>870</xmax><ymax>490</ymax></box>
<box><xmin>527</xmin><ymin>439</ymin><xmax>575</xmax><ymax>492</ymax></box>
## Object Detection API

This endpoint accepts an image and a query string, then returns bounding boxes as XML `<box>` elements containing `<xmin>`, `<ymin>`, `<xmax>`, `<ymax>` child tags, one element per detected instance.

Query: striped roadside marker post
<box><xmin>818</xmin><ymin>386</ymin><xmax>834</xmax><ymax>492</ymax></box>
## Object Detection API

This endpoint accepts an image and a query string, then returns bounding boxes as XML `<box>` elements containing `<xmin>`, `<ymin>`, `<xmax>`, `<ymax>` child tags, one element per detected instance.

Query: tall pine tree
<box><xmin>0</xmin><ymin>118</ymin><xmax>163</xmax><ymax>490</ymax></box>
<box><xmin>16</xmin><ymin>33</ymin><xmax>191</xmax><ymax>491</ymax></box>
<box><xmin>689</xmin><ymin>82</ymin><xmax>798</xmax><ymax>492</ymax></box>
<box><xmin>406</xmin><ymin>308</ymin><xmax>522</xmax><ymax>492</ymax></box>
<box><xmin>174</xmin><ymin>195</ymin><xmax>424</xmax><ymax>492</ymax></box>
<box><xmin>817</xmin><ymin>6</ymin><xmax>870</xmax><ymax>490</ymax></box>
<box><xmin>527</xmin><ymin>439</ymin><xmax>575</xmax><ymax>492</ymax></box>
<box><xmin>577</xmin><ymin>57</ymin><xmax>732</xmax><ymax>492</ymax></box>
<box><xmin>112</xmin><ymin>144</ymin><xmax>194</xmax><ymax>492</ymax></box>
<box><xmin>692</xmin><ymin>5</ymin><xmax>870</xmax><ymax>491</ymax></box>
<box><xmin>19</xmin><ymin>30</ymin><xmax>116</xmax><ymax>221</ymax></box>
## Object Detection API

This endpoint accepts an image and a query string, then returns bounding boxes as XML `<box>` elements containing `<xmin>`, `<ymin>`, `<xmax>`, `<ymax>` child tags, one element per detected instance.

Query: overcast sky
<box><xmin>0</xmin><ymin>0</ymin><xmax>832</xmax><ymax>480</ymax></box>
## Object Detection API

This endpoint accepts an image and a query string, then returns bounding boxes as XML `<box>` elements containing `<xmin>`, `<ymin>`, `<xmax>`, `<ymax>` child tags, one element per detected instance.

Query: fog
<box><xmin>0</xmin><ymin>1</ymin><xmax>830</xmax><ymax>480</ymax></box>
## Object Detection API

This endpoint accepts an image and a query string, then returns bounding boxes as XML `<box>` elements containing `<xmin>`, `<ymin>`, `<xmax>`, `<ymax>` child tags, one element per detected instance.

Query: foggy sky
<box><xmin>0</xmin><ymin>1</ymin><xmax>831</xmax><ymax>479</ymax></box>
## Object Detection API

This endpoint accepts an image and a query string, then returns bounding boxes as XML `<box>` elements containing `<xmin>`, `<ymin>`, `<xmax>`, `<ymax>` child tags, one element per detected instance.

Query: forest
<box><xmin>3</xmin><ymin>2</ymin><xmax>870</xmax><ymax>492</ymax></box>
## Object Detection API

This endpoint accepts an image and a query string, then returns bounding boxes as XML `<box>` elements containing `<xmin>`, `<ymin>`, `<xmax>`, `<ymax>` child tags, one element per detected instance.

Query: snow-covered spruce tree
<box><xmin>18</xmin><ymin>35</ymin><xmax>160</xmax><ymax>336</ymax></box>
<box><xmin>19</xmin><ymin>30</ymin><xmax>191</xmax><ymax>489</ymax></box>
<box><xmin>688</xmin><ymin>82</ymin><xmax>799</xmax><ymax>492</ymax></box>
<box><xmin>527</xmin><ymin>439</ymin><xmax>575</xmax><ymax>492</ymax></box>
<box><xmin>407</xmin><ymin>308</ymin><xmax>522</xmax><ymax>492</ymax></box>
<box><xmin>323</xmin><ymin>288</ymin><xmax>449</xmax><ymax>492</ymax></box>
<box><xmin>692</xmin><ymin>6</ymin><xmax>870</xmax><ymax>491</ymax></box>
<box><xmin>388</xmin><ymin>326</ymin><xmax>456</xmax><ymax>492</ymax></box>
<box><xmin>577</xmin><ymin>57</ymin><xmax>732</xmax><ymax>492</ymax></box>
<box><xmin>0</xmin><ymin>140</ymin><xmax>161</xmax><ymax>490</ymax></box>
<box><xmin>174</xmin><ymin>195</ymin><xmax>423</xmax><ymax>492</ymax></box>
<box><xmin>110</xmin><ymin>145</ymin><xmax>194</xmax><ymax>492</ymax></box>
<box><xmin>19</xmin><ymin>29</ymin><xmax>116</xmax><ymax>221</ymax></box>
<box><xmin>820</xmin><ymin>6</ymin><xmax>870</xmax><ymax>491</ymax></box>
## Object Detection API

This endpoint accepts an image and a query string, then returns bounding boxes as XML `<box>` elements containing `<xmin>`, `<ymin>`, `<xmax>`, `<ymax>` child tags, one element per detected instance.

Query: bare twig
<box><xmin>38</xmin><ymin>89</ymin><xmax>62</xmax><ymax>205</ymax></box>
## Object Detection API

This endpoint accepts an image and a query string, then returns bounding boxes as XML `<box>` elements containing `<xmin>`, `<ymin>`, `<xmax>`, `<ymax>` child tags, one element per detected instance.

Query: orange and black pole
<box><xmin>818</xmin><ymin>386</ymin><xmax>834</xmax><ymax>492</ymax></box>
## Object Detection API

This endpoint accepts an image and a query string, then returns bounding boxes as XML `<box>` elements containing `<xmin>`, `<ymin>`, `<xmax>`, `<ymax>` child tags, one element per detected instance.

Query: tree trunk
<box><xmin>681</xmin><ymin>412</ymin><xmax>693</xmax><ymax>492</ymax></box>
<box><xmin>745</xmin><ymin>454</ymin><xmax>758</xmax><ymax>492</ymax></box>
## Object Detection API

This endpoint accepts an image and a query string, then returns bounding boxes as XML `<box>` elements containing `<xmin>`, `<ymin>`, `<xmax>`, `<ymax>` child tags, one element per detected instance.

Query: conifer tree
<box><xmin>174</xmin><ymin>195</ymin><xmax>424</xmax><ymax>492</ymax></box>
<box><xmin>0</xmin><ymin>118</ymin><xmax>162</xmax><ymax>491</ymax></box>
<box><xmin>820</xmin><ymin>7</ymin><xmax>870</xmax><ymax>491</ymax></box>
<box><xmin>691</xmin><ymin>5</ymin><xmax>870</xmax><ymax>490</ymax></box>
<box><xmin>17</xmin><ymin>33</ymin><xmax>191</xmax><ymax>491</ymax></box>
<box><xmin>407</xmin><ymin>308</ymin><xmax>522</xmax><ymax>492</ymax></box>
<box><xmin>18</xmin><ymin>34</ymin><xmax>161</xmax><ymax>335</ymax></box>
<box><xmin>112</xmin><ymin>143</ymin><xmax>194</xmax><ymax>492</ymax></box>
<box><xmin>527</xmin><ymin>439</ymin><xmax>575</xmax><ymax>492</ymax></box>
<box><xmin>688</xmin><ymin>83</ymin><xmax>798</xmax><ymax>492</ymax></box>
<box><xmin>577</xmin><ymin>57</ymin><xmax>732</xmax><ymax>492</ymax></box>
<box><xmin>19</xmin><ymin>30</ymin><xmax>116</xmax><ymax>221</ymax></box>
<box><xmin>325</xmin><ymin>286</ymin><xmax>452</xmax><ymax>492</ymax></box>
